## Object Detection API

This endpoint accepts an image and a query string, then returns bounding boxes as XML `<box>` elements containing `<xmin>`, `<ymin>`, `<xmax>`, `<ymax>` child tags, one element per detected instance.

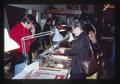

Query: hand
<box><xmin>89</xmin><ymin>32</ymin><xmax>97</xmax><ymax>44</ymax></box>
<box><xmin>58</xmin><ymin>48</ymin><xmax>65</xmax><ymax>54</ymax></box>
<box><xmin>31</xmin><ymin>25</ymin><xmax>35</xmax><ymax>35</ymax></box>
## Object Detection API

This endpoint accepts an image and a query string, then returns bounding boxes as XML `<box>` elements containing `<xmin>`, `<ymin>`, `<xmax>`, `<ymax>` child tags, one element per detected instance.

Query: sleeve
<box><xmin>64</xmin><ymin>36</ymin><xmax>90</xmax><ymax>58</ymax></box>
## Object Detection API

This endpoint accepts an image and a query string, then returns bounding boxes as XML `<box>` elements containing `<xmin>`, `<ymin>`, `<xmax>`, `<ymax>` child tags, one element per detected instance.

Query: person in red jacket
<box><xmin>10</xmin><ymin>14</ymin><xmax>36</xmax><ymax>75</ymax></box>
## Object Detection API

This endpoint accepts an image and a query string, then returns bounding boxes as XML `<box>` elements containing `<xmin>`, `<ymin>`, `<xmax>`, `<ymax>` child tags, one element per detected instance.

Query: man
<box><xmin>43</xmin><ymin>19</ymin><xmax>53</xmax><ymax>45</ymax></box>
<box><xmin>83</xmin><ymin>23</ymin><xmax>102</xmax><ymax>78</ymax></box>
<box><xmin>83</xmin><ymin>23</ymin><xmax>100</xmax><ymax>57</ymax></box>
<box><xmin>10</xmin><ymin>14</ymin><xmax>36</xmax><ymax>75</ymax></box>
<box><xmin>58</xmin><ymin>19</ymin><xmax>91</xmax><ymax>79</ymax></box>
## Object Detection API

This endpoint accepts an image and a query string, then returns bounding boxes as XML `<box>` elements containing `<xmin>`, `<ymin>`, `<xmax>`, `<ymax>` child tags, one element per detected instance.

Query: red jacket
<box><xmin>10</xmin><ymin>22</ymin><xmax>35</xmax><ymax>58</ymax></box>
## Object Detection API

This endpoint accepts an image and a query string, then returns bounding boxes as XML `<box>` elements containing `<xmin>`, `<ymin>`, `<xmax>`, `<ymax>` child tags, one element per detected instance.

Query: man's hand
<box><xmin>58</xmin><ymin>48</ymin><xmax>65</xmax><ymax>54</ymax></box>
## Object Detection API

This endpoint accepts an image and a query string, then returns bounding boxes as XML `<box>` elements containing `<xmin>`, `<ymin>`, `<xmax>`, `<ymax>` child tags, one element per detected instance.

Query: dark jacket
<box><xmin>64</xmin><ymin>32</ymin><xmax>91</xmax><ymax>74</ymax></box>
<box><xmin>43</xmin><ymin>23</ymin><xmax>52</xmax><ymax>45</ymax></box>
<box><xmin>10</xmin><ymin>23</ymin><xmax>35</xmax><ymax>64</ymax></box>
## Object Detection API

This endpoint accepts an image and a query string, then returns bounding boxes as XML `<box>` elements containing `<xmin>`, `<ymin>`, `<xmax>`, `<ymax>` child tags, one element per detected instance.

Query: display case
<box><xmin>13</xmin><ymin>32</ymin><xmax>72</xmax><ymax>79</ymax></box>
<box><xmin>12</xmin><ymin>46</ymin><xmax>72</xmax><ymax>79</ymax></box>
<box><xmin>12</xmin><ymin>15</ymin><xmax>72</xmax><ymax>79</ymax></box>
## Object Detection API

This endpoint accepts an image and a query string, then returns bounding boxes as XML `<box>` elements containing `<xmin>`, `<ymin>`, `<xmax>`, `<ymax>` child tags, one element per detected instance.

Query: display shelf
<box><xmin>44</xmin><ymin>9</ymin><xmax>81</xmax><ymax>15</ymax></box>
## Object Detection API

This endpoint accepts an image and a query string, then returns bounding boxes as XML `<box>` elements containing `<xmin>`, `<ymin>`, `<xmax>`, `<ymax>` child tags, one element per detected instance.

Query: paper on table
<box><xmin>50</xmin><ymin>55</ymin><xmax>69</xmax><ymax>60</ymax></box>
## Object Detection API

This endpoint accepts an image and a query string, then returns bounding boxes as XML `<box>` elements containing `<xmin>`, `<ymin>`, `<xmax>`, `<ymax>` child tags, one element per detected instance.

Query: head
<box><xmin>22</xmin><ymin>14</ymin><xmax>36</xmax><ymax>30</ymax></box>
<box><xmin>73</xmin><ymin>17</ymin><xmax>79</xmax><ymax>22</ymax></box>
<box><xmin>46</xmin><ymin>19</ymin><xmax>52</xmax><ymax>25</ymax></box>
<box><xmin>83</xmin><ymin>24</ymin><xmax>96</xmax><ymax>42</ymax></box>
<box><xmin>71</xmin><ymin>20</ymin><xmax>83</xmax><ymax>37</ymax></box>
<box><xmin>83</xmin><ymin>24</ymin><xmax>96</xmax><ymax>35</ymax></box>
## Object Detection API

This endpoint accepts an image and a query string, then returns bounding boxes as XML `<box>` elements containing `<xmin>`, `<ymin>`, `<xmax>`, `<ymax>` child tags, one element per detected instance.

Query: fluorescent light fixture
<box><xmin>4</xmin><ymin>28</ymin><xmax>20</xmax><ymax>52</ymax></box>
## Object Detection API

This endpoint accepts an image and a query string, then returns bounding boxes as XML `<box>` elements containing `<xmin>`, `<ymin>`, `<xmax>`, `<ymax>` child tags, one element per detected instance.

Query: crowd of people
<box><xmin>9</xmin><ymin>13</ymin><xmax>114</xmax><ymax>79</ymax></box>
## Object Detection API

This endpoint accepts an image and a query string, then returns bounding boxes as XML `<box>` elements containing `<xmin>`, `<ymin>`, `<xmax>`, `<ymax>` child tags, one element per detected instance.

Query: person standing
<box><xmin>83</xmin><ymin>23</ymin><xmax>100</xmax><ymax>54</ymax></box>
<box><xmin>43</xmin><ymin>19</ymin><xmax>53</xmax><ymax>45</ymax></box>
<box><xmin>10</xmin><ymin>14</ymin><xmax>36</xmax><ymax>75</ymax></box>
<box><xmin>58</xmin><ymin>19</ymin><xmax>91</xmax><ymax>79</ymax></box>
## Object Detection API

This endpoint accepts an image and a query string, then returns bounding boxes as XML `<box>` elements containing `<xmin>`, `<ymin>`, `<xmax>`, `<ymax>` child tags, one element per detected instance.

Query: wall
<box><xmin>5</xmin><ymin>5</ymin><xmax>26</xmax><ymax>29</ymax></box>
<box><xmin>9</xmin><ymin>4</ymin><xmax>94</xmax><ymax>14</ymax></box>
<box><xmin>86</xmin><ymin>5</ymin><xmax>94</xmax><ymax>14</ymax></box>
<box><xmin>9</xmin><ymin>4</ymin><xmax>47</xmax><ymax>12</ymax></box>
<box><xmin>4</xmin><ymin>8</ymin><xmax>9</xmax><ymax>31</ymax></box>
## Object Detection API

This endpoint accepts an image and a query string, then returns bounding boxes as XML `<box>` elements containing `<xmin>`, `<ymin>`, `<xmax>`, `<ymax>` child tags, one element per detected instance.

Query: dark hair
<box><xmin>22</xmin><ymin>14</ymin><xmax>36</xmax><ymax>25</ymax></box>
<box><xmin>47</xmin><ymin>18</ymin><xmax>52</xmax><ymax>22</ymax></box>
<box><xmin>83</xmin><ymin>23</ymin><xmax>95</xmax><ymax>34</ymax></box>
<box><xmin>35</xmin><ymin>22</ymin><xmax>42</xmax><ymax>34</ymax></box>
<box><xmin>71</xmin><ymin>20</ymin><xmax>83</xmax><ymax>30</ymax></box>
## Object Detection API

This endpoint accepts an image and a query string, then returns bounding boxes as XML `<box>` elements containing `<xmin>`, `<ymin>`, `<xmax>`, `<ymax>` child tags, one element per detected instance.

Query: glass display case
<box><xmin>12</xmin><ymin>47</ymin><xmax>72</xmax><ymax>79</ymax></box>
<box><xmin>12</xmin><ymin>30</ymin><xmax>72</xmax><ymax>79</ymax></box>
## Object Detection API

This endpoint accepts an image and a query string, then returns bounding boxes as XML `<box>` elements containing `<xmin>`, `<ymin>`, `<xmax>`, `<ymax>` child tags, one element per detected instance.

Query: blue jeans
<box><xmin>14</xmin><ymin>62</ymin><xmax>26</xmax><ymax>76</ymax></box>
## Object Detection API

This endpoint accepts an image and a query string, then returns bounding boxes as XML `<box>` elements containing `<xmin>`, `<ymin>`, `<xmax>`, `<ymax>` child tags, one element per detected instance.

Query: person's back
<box><xmin>10</xmin><ymin>23</ymin><xmax>33</xmax><ymax>55</ymax></box>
